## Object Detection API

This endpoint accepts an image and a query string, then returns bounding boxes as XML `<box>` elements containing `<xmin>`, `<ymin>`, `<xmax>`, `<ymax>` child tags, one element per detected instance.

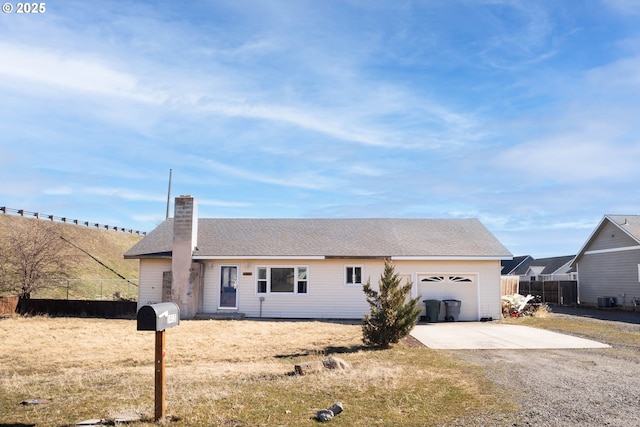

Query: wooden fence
<box><xmin>16</xmin><ymin>299</ymin><xmax>137</xmax><ymax>318</ymax></box>
<box><xmin>0</xmin><ymin>296</ymin><xmax>19</xmax><ymax>315</ymax></box>
<box><xmin>518</xmin><ymin>281</ymin><xmax>578</xmax><ymax>305</ymax></box>
<box><xmin>500</xmin><ymin>276</ymin><xmax>520</xmax><ymax>296</ymax></box>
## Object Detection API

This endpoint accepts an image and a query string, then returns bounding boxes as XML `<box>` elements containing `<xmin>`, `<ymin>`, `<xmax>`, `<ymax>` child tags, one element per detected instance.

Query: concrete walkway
<box><xmin>410</xmin><ymin>322</ymin><xmax>611</xmax><ymax>350</ymax></box>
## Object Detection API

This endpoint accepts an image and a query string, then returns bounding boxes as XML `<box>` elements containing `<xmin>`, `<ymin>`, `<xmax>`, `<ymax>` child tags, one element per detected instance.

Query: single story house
<box><xmin>572</xmin><ymin>215</ymin><xmax>640</xmax><ymax>309</ymax></box>
<box><xmin>502</xmin><ymin>255</ymin><xmax>576</xmax><ymax>282</ymax></box>
<box><xmin>125</xmin><ymin>196</ymin><xmax>512</xmax><ymax>321</ymax></box>
<box><xmin>523</xmin><ymin>256</ymin><xmax>577</xmax><ymax>282</ymax></box>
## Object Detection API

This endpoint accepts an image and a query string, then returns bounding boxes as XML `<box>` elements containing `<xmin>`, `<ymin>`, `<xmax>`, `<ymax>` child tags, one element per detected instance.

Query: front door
<box><xmin>219</xmin><ymin>266</ymin><xmax>238</xmax><ymax>309</ymax></box>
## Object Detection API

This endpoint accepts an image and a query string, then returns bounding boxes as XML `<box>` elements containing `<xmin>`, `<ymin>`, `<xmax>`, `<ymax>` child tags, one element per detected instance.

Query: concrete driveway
<box><xmin>410</xmin><ymin>322</ymin><xmax>611</xmax><ymax>350</ymax></box>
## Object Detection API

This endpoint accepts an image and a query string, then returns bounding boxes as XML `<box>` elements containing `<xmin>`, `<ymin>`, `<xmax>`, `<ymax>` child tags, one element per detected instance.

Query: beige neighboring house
<box><xmin>125</xmin><ymin>196</ymin><xmax>512</xmax><ymax>321</ymax></box>
<box><xmin>572</xmin><ymin>215</ymin><xmax>640</xmax><ymax>309</ymax></box>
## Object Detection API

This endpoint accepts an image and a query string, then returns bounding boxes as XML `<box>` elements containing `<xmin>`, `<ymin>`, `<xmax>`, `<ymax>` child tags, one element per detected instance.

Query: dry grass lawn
<box><xmin>0</xmin><ymin>316</ymin><xmax>509</xmax><ymax>426</ymax></box>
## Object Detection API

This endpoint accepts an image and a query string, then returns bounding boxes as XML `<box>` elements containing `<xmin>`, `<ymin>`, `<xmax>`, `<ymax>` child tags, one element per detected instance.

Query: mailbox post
<box><xmin>137</xmin><ymin>302</ymin><xmax>180</xmax><ymax>421</ymax></box>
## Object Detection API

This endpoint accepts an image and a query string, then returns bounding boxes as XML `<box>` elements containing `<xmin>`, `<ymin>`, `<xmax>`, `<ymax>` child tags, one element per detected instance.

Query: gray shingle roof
<box><xmin>607</xmin><ymin>215</ymin><xmax>640</xmax><ymax>243</ymax></box>
<box><xmin>124</xmin><ymin>218</ymin><xmax>512</xmax><ymax>259</ymax></box>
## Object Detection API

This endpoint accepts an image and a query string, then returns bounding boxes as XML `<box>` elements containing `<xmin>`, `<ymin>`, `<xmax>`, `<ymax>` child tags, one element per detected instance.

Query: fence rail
<box><xmin>519</xmin><ymin>280</ymin><xmax>578</xmax><ymax>305</ymax></box>
<box><xmin>41</xmin><ymin>278</ymin><xmax>138</xmax><ymax>301</ymax></box>
<box><xmin>0</xmin><ymin>206</ymin><xmax>146</xmax><ymax>235</ymax></box>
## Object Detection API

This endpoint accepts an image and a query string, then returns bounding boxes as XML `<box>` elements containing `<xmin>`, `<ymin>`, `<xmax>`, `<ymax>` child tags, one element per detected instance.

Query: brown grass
<box><xmin>0</xmin><ymin>317</ymin><xmax>509</xmax><ymax>426</ymax></box>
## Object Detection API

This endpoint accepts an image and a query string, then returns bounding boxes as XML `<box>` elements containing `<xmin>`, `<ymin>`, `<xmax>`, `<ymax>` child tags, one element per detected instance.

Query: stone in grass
<box><xmin>316</xmin><ymin>402</ymin><xmax>344</xmax><ymax>422</ymax></box>
<box><xmin>295</xmin><ymin>360</ymin><xmax>325</xmax><ymax>375</ymax></box>
<box><xmin>322</xmin><ymin>356</ymin><xmax>349</xmax><ymax>370</ymax></box>
<box><xmin>75</xmin><ymin>420</ymin><xmax>105</xmax><ymax>426</ymax></box>
<box><xmin>20</xmin><ymin>398</ymin><xmax>50</xmax><ymax>405</ymax></box>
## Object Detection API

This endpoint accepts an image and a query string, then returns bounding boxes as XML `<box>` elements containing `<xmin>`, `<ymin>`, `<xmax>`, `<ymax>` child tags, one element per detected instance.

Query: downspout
<box><xmin>259</xmin><ymin>296</ymin><xmax>265</xmax><ymax>318</ymax></box>
<box><xmin>575</xmin><ymin>262</ymin><xmax>580</xmax><ymax>304</ymax></box>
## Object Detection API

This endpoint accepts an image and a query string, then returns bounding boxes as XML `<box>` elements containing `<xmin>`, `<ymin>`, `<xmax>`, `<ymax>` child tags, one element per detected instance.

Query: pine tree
<box><xmin>362</xmin><ymin>259</ymin><xmax>422</xmax><ymax>348</ymax></box>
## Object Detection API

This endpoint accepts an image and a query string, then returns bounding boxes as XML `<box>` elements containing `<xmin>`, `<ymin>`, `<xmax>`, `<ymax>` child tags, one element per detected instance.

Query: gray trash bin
<box><xmin>443</xmin><ymin>299</ymin><xmax>461</xmax><ymax>321</ymax></box>
<box><xmin>423</xmin><ymin>299</ymin><xmax>441</xmax><ymax>323</ymax></box>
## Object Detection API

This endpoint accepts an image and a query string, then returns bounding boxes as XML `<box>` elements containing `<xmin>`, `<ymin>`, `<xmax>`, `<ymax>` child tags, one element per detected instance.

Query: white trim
<box><xmin>196</xmin><ymin>255</ymin><xmax>508</xmax><ymax>261</ymax></box>
<box><xmin>392</xmin><ymin>256</ymin><xmax>509</xmax><ymax>261</ymax></box>
<box><xmin>194</xmin><ymin>255</ymin><xmax>325</xmax><ymax>260</ymax></box>
<box><xmin>344</xmin><ymin>264</ymin><xmax>363</xmax><ymax>286</ymax></box>
<box><xmin>583</xmin><ymin>245</ymin><xmax>640</xmax><ymax>256</ymax></box>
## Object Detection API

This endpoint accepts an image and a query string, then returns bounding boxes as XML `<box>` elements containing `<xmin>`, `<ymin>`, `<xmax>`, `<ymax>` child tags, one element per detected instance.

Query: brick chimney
<box><xmin>171</xmin><ymin>195</ymin><xmax>202</xmax><ymax>318</ymax></box>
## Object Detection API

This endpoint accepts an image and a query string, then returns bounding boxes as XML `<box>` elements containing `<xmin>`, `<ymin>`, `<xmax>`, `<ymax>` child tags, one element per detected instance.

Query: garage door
<box><xmin>417</xmin><ymin>274</ymin><xmax>478</xmax><ymax>321</ymax></box>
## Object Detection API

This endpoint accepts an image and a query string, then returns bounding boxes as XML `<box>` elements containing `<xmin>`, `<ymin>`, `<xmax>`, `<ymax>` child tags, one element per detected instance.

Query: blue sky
<box><xmin>1</xmin><ymin>0</ymin><xmax>640</xmax><ymax>258</ymax></box>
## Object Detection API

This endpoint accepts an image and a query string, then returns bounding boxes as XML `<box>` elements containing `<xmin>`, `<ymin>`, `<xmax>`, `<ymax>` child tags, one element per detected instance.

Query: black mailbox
<box><xmin>137</xmin><ymin>302</ymin><xmax>180</xmax><ymax>331</ymax></box>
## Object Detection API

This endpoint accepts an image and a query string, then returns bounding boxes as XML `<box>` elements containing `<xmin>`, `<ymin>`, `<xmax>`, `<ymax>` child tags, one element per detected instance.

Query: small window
<box><xmin>297</xmin><ymin>267</ymin><xmax>308</xmax><ymax>293</ymax></box>
<box><xmin>449</xmin><ymin>276</ymin><xmax>472</xmax><ymax>282</ymax></box>
<box><xmin>421</xmin><ymin>276</ymin><xmax>444</xmax><ymax>282</ymax></box>
<box><xmin>346</xmin><ymin>266</ymin><xmax>362</xmax><ymax>285</ymax></box>
<box><xmin>257</xmin><ymin>267</ymin><xmax>267</xmax><ymax>293</ymax></box>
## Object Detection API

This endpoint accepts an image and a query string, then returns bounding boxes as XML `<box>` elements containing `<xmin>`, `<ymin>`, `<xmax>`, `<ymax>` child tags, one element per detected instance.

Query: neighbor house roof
<box><xmin>527</xmin><ymin>255</ymin><xmax>576</xmax><ymax>275</ymax></box>
<box><xmin>501</xmin><ymin>255</ymin><xmax>533</xmax><ymax>275</ymax></box>
<box><xmin>125</xmin><ymin>218</ymin><xmax>512</xmax><ymax>260</ymax></box>
<box><xmin>572</xmin><ymin>215</ymin><xmax>640</xmax><ymax>266</ymax></box>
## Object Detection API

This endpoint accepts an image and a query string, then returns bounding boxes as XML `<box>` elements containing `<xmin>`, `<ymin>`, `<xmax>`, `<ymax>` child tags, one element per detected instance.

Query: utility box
<box><xmin>137</xmin><ymin>302</ymin><xmax>180</xmax><ymax>331</ymax></box>
<box><xmin>597</xmin><ymin>297</ymin><xmax>616</xmax><ymax>308</ymax></box>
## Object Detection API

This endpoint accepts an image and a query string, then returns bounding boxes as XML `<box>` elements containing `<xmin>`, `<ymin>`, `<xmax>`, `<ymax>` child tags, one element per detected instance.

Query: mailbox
<box><xmin>137</xmin><ymin>302</ymin><xmax>180</xmax><ymax>331</ymax></box>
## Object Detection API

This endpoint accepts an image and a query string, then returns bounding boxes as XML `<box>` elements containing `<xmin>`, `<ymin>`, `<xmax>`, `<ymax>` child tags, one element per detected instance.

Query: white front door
<box><xmin>219</xmin><ymin>266</ymin><xmax>238</xmax><ymax>309</ymax></box>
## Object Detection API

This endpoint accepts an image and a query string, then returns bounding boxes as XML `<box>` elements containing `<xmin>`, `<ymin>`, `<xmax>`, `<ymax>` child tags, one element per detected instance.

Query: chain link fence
<box><xmin>38</xmin><ymin>278</ymin><xmax>138</xmax><ymax>301</ymax></box>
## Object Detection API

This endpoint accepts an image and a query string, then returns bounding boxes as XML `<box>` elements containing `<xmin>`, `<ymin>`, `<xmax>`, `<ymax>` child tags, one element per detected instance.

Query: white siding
<box><xmin>199</xmin><ymin>258</ymin><xmax>502</xmax><ymax>320</ymax></box>
<box><xmin>136</xmin><ymin>259</ymin><xmax>171</xmax><ymax>311</ymax></box>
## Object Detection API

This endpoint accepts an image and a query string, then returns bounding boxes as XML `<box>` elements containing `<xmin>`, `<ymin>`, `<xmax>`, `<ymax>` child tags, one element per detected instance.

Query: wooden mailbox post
<box><xmin>137</xmin><ymin>302</ymin><xmax>180</xmax><ymax>421</ymax></box>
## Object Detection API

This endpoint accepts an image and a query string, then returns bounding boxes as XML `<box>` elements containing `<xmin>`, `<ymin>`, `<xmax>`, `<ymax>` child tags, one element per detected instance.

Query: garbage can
<box><xmin>443</xmin><ymin>299</ymin><xmax>461</xmax><ymax>321</ymax></box>
<box><xmin>423</xmin><ymin>299</ymin><xmax>441</xmax><ymax>323</ymax></box>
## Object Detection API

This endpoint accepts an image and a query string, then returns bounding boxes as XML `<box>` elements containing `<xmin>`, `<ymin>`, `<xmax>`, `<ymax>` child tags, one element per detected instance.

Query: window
<box><xmin>257</xmin><ymin>268</ymin><xmax>267</xmax><ymax>293</ymax></box>
<box><xmin>297</xmin><ymin>267</ymin><xmax>308</xmax><ymax>293</ymax></box>
<box><xmin>345</xmin><ymin>266</ymin><xmax>362</xmax><ymax>285</ymax></box>
<box><xmin>256</xmin><ymin>266</ymin><xmax>308</xmax><ymax>294</ymax></box>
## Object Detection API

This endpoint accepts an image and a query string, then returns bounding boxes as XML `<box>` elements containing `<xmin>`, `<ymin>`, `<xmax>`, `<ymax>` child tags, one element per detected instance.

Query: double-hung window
<box><xmin>256</xmin><ymin>266</ymin><xmax>308</xmax><ymax>294</ymax></box>
<box><xmin>345</xmin><ymin>266</ymin><xmax>362</xmax><ymax>286</ymax></box>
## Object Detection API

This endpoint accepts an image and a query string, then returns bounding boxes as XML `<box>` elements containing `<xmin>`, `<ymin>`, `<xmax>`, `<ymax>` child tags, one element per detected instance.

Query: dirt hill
<box><xmin>0</xmin><ymin>214</ymin><xmax>143</xmax><ymax>300</ymax></box>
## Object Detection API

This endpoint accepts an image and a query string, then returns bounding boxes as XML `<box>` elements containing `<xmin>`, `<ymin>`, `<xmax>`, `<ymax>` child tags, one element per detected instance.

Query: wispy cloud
<box><xmin>198</xmin><ymin>157</ymin><xmax>344</xmax><ymax>191</ymax></box>
<box><xmin>0</xmin><ymin>43</ymin><xmax>165</xmax><ymax>104</ymax></box>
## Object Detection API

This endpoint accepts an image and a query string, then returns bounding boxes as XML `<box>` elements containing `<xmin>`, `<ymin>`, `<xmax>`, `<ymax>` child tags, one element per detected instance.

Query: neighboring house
<box><xmin>502</xmin><ymin>255</ymin><xmax>576</xmax><ymax>282</ymax></box>
<box><xmin>572</xmin><ymin>215</ymin><xmax>640</xmax><ymax>309</ymax></box>
<box><xmin>523</xmin><ymin>255</ymin><xmax>577</xmax><ymax>282</ymax></box>
<box><xmin>125</xmin><ymin>196</ymin><xmax>512</xmax><ymax>321</ymax></box>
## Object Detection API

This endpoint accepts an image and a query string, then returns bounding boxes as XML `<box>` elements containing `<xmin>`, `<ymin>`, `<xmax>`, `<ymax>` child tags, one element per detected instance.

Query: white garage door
<box><xmin>417</xmin><ymin>274</ymin><xmax>478</xmax><ymax>321</ymax></box>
